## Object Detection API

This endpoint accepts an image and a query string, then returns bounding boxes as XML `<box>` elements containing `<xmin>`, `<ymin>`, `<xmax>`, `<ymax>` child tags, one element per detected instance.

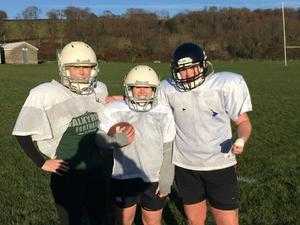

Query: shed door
<box><xmin>22</xmin><ymin>47</ymin><xmax>28</xmax><ymax>64</ymax></box>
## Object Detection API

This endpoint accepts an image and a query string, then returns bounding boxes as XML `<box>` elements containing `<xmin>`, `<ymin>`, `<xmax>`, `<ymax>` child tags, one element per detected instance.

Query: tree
<box><xmin>22</xmin><ymin>6</ymin><xmax>41</xmax><ymax>19</ymax></box>
<box><xmin>47</xmin><ymin>9</ymin><xmax>64</xmax><ymax>20</ymax></box>
<box><xmin>16</xmin><ymin>6</ymin><xmax>41</xmax><ymax>41</ymax></box>
<box><xmin>0</xmin><ymin>10</ymin><xmax>7</xmax><ymax>41</ymax></box>
<box><xmin>63</xmin><ymin>7</ymin><xmax>99</xmax><ymax>44</ymax></box>
<box><xmin>101</xmin><ymin>10</ymin><xmax>115</xmax><ymax>17</ymax></box>
<box><xmin>5</xmin><ymin>6</ymin><xmax>300</xmax><ymax>61</ymax></box>
<box><xmin>39</xmin><ymin>9</ymin><xmax>65</xmax><ymax>60</ymax></box>
<box><xmin>0</xmin><ymin>10</ymin><xmax>7</xmax><ymax>20</ymax></box>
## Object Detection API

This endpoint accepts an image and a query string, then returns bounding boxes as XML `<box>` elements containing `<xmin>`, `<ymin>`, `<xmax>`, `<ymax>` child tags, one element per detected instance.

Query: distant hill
<box><xmin>1</xmin><ymin>7</ymin><xmax>299</xmax><ymax>61</ymax></box>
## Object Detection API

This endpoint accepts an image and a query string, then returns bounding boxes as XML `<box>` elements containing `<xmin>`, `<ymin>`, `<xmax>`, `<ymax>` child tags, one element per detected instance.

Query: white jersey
<box><xmin>159</xmin><ymin>72</ymin><xmax>252</xmax><ymax>171</ymax></box>
<box><xmin>12</xmin><ymin>80</ymin><xmax>108</xmax><ymax>159</ymax></box>
<box><xmin>101</xmin><ymin>101</ymin><xmax>176</xmax><ymax>182</ymax></box>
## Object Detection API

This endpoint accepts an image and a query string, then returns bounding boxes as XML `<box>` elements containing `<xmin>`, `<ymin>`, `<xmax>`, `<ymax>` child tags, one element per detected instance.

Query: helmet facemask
<box><xmin>125</xmin><ymin>84</ymin><xmax>157</xmax><ymax>112</ymax></box>
<box><xmin>172</xmin><ymin>60</ymin><xmax>207</xmax><ymax>91</ymax></box>
<box><xmin>60</xmin><ymin>64</ymin><xmax>98</xmax><ymax>95</ymax></box>
<box><xmin>57</xmin><ymin>42</ymin><xmax>99</xmax><ymax>95</ymax></box>
<box><xmin>171</xmin><ymin>43</ymin><xmax>213</xmax><ymax>91</ymax></box>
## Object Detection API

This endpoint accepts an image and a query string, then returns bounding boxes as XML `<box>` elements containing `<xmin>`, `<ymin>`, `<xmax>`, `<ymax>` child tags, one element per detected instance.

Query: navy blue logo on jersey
<box><xmin>211</xmin><ymin>109</ymin><xmax>218</xmax><ymax>117</ymax></box>
<box><xmin>220</xmin><ymin>139</ymin><xmax>233</xmax><ymax>153</ymax></box>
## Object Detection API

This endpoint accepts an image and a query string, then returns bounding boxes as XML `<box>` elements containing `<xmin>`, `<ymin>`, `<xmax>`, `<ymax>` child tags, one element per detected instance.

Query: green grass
<box><xmin>0</xmin><ymin>60</ymin><xmax>299</xmax><ymax>225</ymax></box>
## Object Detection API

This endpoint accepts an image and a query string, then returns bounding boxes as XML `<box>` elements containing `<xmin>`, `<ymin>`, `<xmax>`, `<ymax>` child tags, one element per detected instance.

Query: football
<box><xmin>107</xmin><ymin>122</ymin><xmax>133</xmax><ymax>136</ymax></box>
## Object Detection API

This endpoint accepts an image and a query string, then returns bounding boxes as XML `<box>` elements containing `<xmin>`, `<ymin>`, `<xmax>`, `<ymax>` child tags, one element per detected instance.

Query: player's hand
<box><xmin>155</xmin><ymin>187</ymin><xmax>168</xmax><ymax>198</ymax></box>
<box><xmin>116</xmin><ymin>124</ymin><xmax>135</xmax><ymax>144</ymax></box>
<box><xmin>231</xmin><ymin>138</ymin><xmax>245</xmax><ymax>155</ymax></box>
<box><xmin>41</xmin><ymin>159</ymin><xmax>69</xmax><ymax>175</ymax></box>
<box><xmin>105</xmin><ymin>95</ymin><xmax>124</xmax><ymax>103</ymax></box>
<box><xmin>108</xmin><ymin>122</ymin><xmax>135</xmax><ymax>145</ymax></box>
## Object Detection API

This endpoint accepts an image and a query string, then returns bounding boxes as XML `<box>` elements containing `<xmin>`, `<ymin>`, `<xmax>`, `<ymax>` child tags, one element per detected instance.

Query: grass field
<box><xmin>0</xmin><ymin>60</ymin><xmax>299</xmax><ymax>225</ymax></box>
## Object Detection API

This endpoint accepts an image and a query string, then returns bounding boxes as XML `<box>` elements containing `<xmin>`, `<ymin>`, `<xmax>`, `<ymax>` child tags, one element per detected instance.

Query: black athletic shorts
<box><xmin>111</xmin><ymin>178</ymin><xmax>167</xmax><ymax>211</ymax></box>
<box><xmin>175</xmin><ymin>165</ymin><xmax>239</xmax><ymax>210</ymax></box>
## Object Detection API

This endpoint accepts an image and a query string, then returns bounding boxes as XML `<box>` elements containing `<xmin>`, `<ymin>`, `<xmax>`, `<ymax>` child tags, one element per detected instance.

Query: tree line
<box><xmin>0</xmin><ymin>6</ymin><xmax>299</xmax><ymax>61</ymax></box>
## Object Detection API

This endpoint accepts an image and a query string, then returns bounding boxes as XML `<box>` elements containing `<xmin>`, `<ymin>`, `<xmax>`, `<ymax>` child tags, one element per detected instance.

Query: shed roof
<box><xmin>1</xmin><ymin>41</ymin><xmax>39</xmax><ymax>51</ymax></box>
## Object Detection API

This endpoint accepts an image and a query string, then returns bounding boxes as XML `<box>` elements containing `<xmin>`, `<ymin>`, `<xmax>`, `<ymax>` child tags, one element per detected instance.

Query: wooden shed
<box><xmin>1</xmin><ymin>41</ymin><xmax>38</xmax><ymax>64</ymax></box>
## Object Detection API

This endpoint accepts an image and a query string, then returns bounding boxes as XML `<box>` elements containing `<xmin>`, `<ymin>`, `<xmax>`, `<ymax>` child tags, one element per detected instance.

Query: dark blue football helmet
<box><xmin>171</xmin><ymin>43</ymin><xmax>209</xmax><ymax>91</ymax></box>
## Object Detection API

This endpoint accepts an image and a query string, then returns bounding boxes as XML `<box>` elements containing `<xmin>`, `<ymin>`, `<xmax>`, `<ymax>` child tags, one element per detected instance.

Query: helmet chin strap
<box><xmin>70</xmin><ymin>82</ymin><xmax>94</xmax><ymax>95</ymax></box>
<box><xmin>127</xmin><ymin>100</ymin><xmax>153</xmax><ymax>112</ymax></box>
<box><xmin>206</xmin><ymin>61</ymin><xmax>214</xmax><ymax>76</ymax></box>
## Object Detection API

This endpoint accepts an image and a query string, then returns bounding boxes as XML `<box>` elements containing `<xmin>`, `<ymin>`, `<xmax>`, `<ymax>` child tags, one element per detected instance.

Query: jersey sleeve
<box><xmin>99</xmin><ymin>105</ymin><xmax>118</xmax><ymax>133</ymax></box>
<box><xmin>100</xmin><ymin>82</ymin><xmax>109</xmax><ymax>97</ymax></box>
<box><xmin>162</xmin><ymin>107</ymin><xmax>176</xmax><ymax>143</ymax></box>
<box><xmin>95</xmin><ymin>81</ymin><xmax>109</xmax><ymax>103</ymax></box>
<box><xmin>157</xmin><ymin>81</ymin><xmax>170</xmax><ymax>107</ymax></box>
<box><xmin>12</xmin><ymin>90</ymin><xmax>53</xmax><ymax>141</ymax></box>
<box><xmin>224</xmin><ymin>76</ymin><xmax>252</xmax><ymax>120</ymax></box>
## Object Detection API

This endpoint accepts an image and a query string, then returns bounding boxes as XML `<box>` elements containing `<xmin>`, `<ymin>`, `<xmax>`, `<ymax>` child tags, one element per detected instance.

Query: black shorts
<box><xmin>111</xmin><ymin>178</ymin><xmax>167</xmax><ymax>211</ymax></box>
<box><xmin>175</xmin><ymin>166</ymin><xmax>239</xmax><ymax>210</ymax></box>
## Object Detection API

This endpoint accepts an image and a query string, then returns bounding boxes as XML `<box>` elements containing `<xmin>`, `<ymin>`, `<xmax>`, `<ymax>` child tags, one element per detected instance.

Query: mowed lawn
<box><xmin>0</xmin><ymin>60</ymin><xmax>298</xmax><ymax>225</ymax></box>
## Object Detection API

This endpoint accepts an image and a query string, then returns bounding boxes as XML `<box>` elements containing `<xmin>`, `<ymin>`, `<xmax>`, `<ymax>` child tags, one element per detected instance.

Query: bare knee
<box><xmin>141</xmin><ymin>208</ymin><xmax>162</xmax><ymax>225</ymax></box>
<box><xmin>115</xmin><ymin>205</ymin><xmax>136</xmax><ymax>225</ymax></box>
<box><xmin>184</xmin><ymin>201</ymin><xmax>207</xmax><ymax>225</ymax></box>
<box><xmin>211</xmin><ymin>207</ymin><xmax>239</xmax><ymax>225</ymax></box>
<box><xmin>186</xmin><ymin>214</ymin><xmax>206</xmax><ymax>225</ymax></box>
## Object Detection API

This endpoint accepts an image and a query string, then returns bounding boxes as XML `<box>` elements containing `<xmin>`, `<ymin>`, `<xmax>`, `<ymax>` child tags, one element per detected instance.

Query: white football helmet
<box><xmin>57</xmin><ymin>41</ymin><xmax>99</xmax><ymax>95</ymax></box>
<box><xmin>124</xmin><ymin>65</ymin><xmax>160</xmax><ymax>112</ymax></box>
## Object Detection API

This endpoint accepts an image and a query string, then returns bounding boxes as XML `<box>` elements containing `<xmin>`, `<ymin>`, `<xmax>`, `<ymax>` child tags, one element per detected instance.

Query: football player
<box><xmin>101</xmin><ymin>65</ymin><xmax>176</xmax><ymax>225</ymax></box>
<box><xmin>158</xmin><ymin>42</ymin><xmax>252</xmax><ymax>225</ymax></box>
<box><xmin>12</xmin><ymin>41</ymin><xmax>134</xmax><ymax>225</ymax></box>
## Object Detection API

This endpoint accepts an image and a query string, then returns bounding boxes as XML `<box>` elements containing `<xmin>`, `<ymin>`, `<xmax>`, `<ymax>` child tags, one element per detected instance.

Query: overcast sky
<box><xmin>2</xmin><ymin>0</ymin><xmax>299</xmax><ymax>18</ymax></box>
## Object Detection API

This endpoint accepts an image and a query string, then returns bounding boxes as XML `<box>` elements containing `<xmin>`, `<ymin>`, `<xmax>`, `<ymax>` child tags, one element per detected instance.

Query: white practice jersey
<box><xmin>101</xmin><ymin>101</ymin><xmax>176</xmax><ymax>182</ymax></box>
<box><xmin>12</xmin><ymin>80</ymin><xmax>108</xmax><ymax>159</ymax></box>
<box><xmin>158</xmin><ymin>72</ymin><xmax>252</xmax><ymax>171</ymax></box>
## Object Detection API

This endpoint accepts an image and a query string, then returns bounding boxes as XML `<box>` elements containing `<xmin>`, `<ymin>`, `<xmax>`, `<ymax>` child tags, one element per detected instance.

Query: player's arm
<box><xmin>95</xmin><ymin>125</ymin><xmax>135</xmax><ymax>149</ymax></box>
<box><xmin>157</xmin><ymin>142</ymin><xmax>174</xmax><ymax>197</ymax></box>
<box><xmin>232</xmin><ymin>112</ymin><xmax>252</xmax><ymax>155</ymax></box>
<box><xmin>15</xmin><ymin>136</ymin><xmax>45</xmax><ymax>167</ymax></box>
<box><xmin>157</xmin><ymin>85</ymin><xmax>170</xmax><ymax>106</ymax></box>
<box><xmin>157</xmin><ymin>106</ymin><xmax>176</xmax><ymax>197</ymax></box>
<box><xmin>15</xmin><ymin>136</ymin><xmax>69</xmax><ymax>175</ymax></box>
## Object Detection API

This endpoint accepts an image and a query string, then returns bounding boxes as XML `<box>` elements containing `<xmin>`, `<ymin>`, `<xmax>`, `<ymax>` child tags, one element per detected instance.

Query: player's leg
<box><xmin>141</xmin><ymin>208</ymin><xmax>163</xmax><ymax>225</ymax></box>
<box><xmin>85</xmin><ymin>169</ymin><xmax>112</xmax><ymax>225</ymax></box>
<box><xmin>50</xmin><ymin>172</ymin><xmax>85</xmax><ymax>225</ymax></box>
<box><xmin>115</xmin><ymin>204</ymin><xmax>137</xmax><ymax>225</ymax></box>
<box><xmin>210</xmin><ymin>207</ymin><xmax>239</xmax><ymax>225</ymax></box>
<box><xmin>205</xmin><ymin>166</ymin><xmax>239</xmax><ymax>225</ymax></box>
<box><xmin>184</xmin><ymin>201</ymin><xmax>207</xmax><ymax>225</ymax></box>
<box><xmin>140</xmin><ymin>182</ymin><xmax>167</xmax><ymax>225</ymax></box>
<box><xmin>175</xmin><ymin>166</ymin><xmax>207</xmax><ymax>225</ymax></box>
<box><xmin>112</xmin><ymin>178</ymin><xmax>143</xmax><ymax>225</ymax></box>
<box><xmin>85</xmin><ymin>148</ymin><xmax>114</xmax><ymax>225</ymax></box>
